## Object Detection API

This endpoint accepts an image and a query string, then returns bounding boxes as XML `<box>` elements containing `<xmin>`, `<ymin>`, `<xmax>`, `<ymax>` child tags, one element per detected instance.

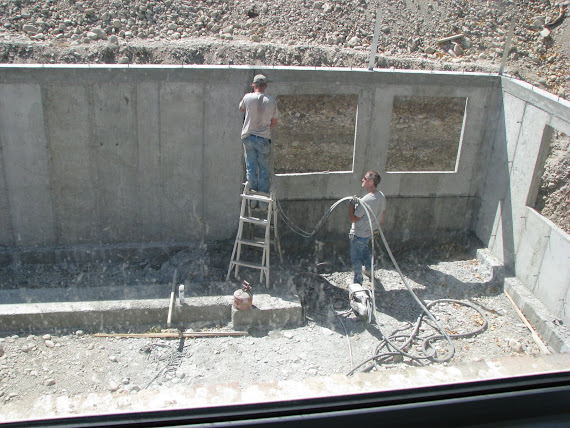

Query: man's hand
<box><xmin>350</xmin><ymin>195</ymin><xmax>358</xmax><ymax>206</ymax></box>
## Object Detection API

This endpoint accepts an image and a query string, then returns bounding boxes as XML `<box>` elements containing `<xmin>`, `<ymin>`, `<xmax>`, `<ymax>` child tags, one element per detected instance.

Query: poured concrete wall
<box><xmin>271</xmin><ymin>69</ymin><xmax>498</xmax><ymax>245</ymax></box>
<box><xmin>475</xmin><ymin>77</ymin><xmax>570</xmax><ymax>326</ymax></box>
<box><xmin>0</xmin><ymin>65</ymin><xmax>498</xmax><ymax>249</ymax></box>
<box><xmin>0</xmin><ymin>66</ymin><xmax>247</xmax><ymax>246</ymax></box>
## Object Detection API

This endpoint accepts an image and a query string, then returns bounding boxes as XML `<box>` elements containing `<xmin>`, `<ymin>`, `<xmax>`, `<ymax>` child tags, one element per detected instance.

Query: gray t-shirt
<box><xmin>350</xmin><ymin>190</ymin><xmax>386</xmax><ymax>238</ymax></box>
<box><xmin>240</xmin><ymin>92</ymin><xmax>278</xmax><ymax>140</ymax></box>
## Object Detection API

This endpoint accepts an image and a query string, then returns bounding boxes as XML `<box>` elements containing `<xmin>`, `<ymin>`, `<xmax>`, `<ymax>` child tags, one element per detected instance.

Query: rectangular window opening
<box><xmin>273</xmin><ymin>94</ymin><xmax>358</xmax><ymax>175</ymax></box>
<box><xmin>529</xmin><ymin>125</ymin><xmax>570</xmax><ymax>235</ymax></box>
<box><xmin>386</xmin><ymin>96</ymin><xmax>467</xmax><ymax>172</ymax></box>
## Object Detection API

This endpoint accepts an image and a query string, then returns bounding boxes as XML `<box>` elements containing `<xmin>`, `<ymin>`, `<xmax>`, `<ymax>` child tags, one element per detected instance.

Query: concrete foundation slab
<box><xmin>0</xmin><ymin>285</ymin><xmax>303</xmax><ymax>334</ymax></box>
<box><xmin>0</xmin><ymin>65</ymin><xmax>568</xmax><ymax>379</ymax></box>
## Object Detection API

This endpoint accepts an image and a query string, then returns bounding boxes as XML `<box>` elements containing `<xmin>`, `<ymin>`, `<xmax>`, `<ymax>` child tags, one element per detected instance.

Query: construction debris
<box><xmin>544</xmin><ymin>5</ymin><xmax>566</xmax><ymax>29</ymax></box>
<box><xmin>437</xmin><ymin>33</ymin><xmax>464</xmax><ymax>44</ymax></box>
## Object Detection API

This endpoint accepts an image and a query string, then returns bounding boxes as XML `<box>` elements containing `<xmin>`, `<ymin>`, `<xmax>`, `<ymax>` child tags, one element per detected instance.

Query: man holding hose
<box><xmin>348</xmin><ymin>170</ymin><xmax>386</xmax><ymax>284</ymax></box>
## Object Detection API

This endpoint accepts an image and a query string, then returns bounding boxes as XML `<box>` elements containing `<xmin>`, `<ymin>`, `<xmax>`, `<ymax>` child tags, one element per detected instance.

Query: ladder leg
<box><xmin>227</xmin><ymin>183</ymin><xmax>249</xmax><ymax>281</ymax></box>
<box><xmin>265</xmin><ymin>248</ymin><xmax>270</xmax><ymax>288</ymax></box>
<box><xmin>272</xmin><ymin>200</ymin><xmax>283</xmax><ymax>264</ymax></box>
<box><xmin>259</xmin><ymin>247</ymin><xmax>266</xmax><ymax>283</ymax></box>
<box><xmin>226</xmin><ymin>240</ymin><xmax>238</xmax><ymax>280</ymax></box>
<box><xmin>263</xmin><ymin>200</ymin><xmax>272</xmax><ymax>288</ymax></box>
<box><xmin>234</xmin><ymin>244</ymin><xmax>241</xmax><ymax>277</ymax></box>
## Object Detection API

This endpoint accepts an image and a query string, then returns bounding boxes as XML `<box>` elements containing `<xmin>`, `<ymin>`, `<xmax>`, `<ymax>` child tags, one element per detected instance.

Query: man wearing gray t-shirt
<box><xmin>348</xmin><ymin>171</ymin><xmax>386</xmax><ymax>284</ymax></box>
<box><xmin>239</xmin><ymin>74</ymin><xmax>278</xmax><ymax>209</ymax></box>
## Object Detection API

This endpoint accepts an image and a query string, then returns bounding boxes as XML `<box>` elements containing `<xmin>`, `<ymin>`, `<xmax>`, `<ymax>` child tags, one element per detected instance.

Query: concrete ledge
<box><xmin>231</xmin><ymin>294</ymin><xmax>304</xmax><ymax>330</ymax></box>
<box><xmin>477</xmin><ymin>248</ymin><xmax>506</xmax><ymax>289</ymax></box>
<box><xmin>0</xmin><ymin>300</ymin><xmax>169</xmax><ymax>333</ymax></box>
<box><xmin>174</xmin><ymin>297</ymin><xmax>233</xmax><ymax>327</ymax></box>
<box><xmin>0</xmin><ymin>297</ymin><xmax>232</xmax><ymax>334</ymax></box>
<box><xmin>504</xmin><ymin>277</ymin><xmax>570</xmax><ymax>353</ymax></box>
<box><xmin>0</xmin><ymin>285</ymin><xmax>303</xmax><ymax>334</ymax></box>
<box><xmin>476</xmin><ymin>250</ymin><xmax>570</xmax><ymax>353</ymax></box>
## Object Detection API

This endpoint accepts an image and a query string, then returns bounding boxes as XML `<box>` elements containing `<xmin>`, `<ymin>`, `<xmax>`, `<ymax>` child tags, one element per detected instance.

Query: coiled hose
<box><xmin>276</xmin><ymin>195</ymin><xmax>488</xmax><ymax>374</ymax></box>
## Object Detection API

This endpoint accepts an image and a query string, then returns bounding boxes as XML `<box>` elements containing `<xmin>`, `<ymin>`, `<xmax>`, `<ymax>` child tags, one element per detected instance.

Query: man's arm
<box><xmin>270</xmin><ymin>118</ymin><xmax>278</xmax><ymax>128</ymax></box>
<box><xmin>349</xmin><ymin>204</ymin><xmax>361</xmax><ymax>223</ymax></box>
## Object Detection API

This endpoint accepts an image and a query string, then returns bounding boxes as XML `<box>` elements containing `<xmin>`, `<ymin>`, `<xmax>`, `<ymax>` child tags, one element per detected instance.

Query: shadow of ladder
<box><xmin>226</xmin><ymin>182</ymin><xmax>283</xmax><ymax>288</ymax></box>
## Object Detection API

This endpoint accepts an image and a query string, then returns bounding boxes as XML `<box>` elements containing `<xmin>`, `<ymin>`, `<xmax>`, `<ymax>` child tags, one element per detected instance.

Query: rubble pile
<box><xmin>0</xmin><ymin>0</ymin><xmax>568</xmax><ymax>97</ymax></box>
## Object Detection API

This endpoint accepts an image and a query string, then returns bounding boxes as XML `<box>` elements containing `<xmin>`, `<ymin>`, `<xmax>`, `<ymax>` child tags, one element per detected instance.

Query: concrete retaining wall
<box><xmin>475</xmin><ymin>76</ymin><xmax>570</xmax><ymax>326</ymax></box>
<box><xmin>0</xmin><ymin>65</ymin><xmax>498</xmax><ymax>249</ymax></box>
<box><xmin>0</xmin><ymin>65</ymin><xmax>247</xmax><ymax>246</ymax></box>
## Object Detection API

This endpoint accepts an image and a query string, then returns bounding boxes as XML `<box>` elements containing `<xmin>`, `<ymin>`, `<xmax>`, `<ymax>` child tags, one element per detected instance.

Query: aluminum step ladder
<box><xmin>226</xmin><ymin>182</ymin><xmax>282</xmax><ymax>288</ymax></box>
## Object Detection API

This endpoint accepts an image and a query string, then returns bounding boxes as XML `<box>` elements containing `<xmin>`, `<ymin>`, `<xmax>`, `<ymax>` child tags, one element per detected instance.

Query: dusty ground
<box><xmin>0</xmin><ymin>235</ymin><xmax>554</xmax><ymax>422</ymax></box>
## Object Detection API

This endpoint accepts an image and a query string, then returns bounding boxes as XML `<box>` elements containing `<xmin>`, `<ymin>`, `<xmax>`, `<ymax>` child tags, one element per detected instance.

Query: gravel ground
<box><xmin>0</xmin><ymin>0</ymin><xmax>569</xmax><ymax>97</ymax></box>
<box><xmin>0</xmin><ymin>235</ymin><xmax>549</xmax><ymax>421</ymax></box>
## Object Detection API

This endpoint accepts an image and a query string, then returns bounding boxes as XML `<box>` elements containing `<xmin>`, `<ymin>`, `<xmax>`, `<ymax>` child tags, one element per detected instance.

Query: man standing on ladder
<box><xmin>349</xmin><ymin>171</ymin><xmax>386</xmax><ymax>285</ymax></box>
<box><xmin>239</xmin><ymin>74</ymin><xmax>279</xmax><ymax>211</ymax></box>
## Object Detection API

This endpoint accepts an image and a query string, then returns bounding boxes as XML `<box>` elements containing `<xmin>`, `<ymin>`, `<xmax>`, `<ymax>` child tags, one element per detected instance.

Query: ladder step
<box><xmin>249</xmin><ymin>190</ymin><xmax>270</xmax><ymax>197</ymax></box>
<box><xmin>252</xmin><ymin>234</ymin><xmax>275</xmax><ymax>243</ymax></box>
<box><xmin>238</xmin><ymin>238</ymin><xmax>267</xmax><ymax>248</ymax></box>
<box><xmin>240</xmin><ymin>216</ymin><xmax>268</xmax><ymax>226</ymax></box>
<box><xmin>231</xmin><ymin>260</ymin><xmax>267</xmax><ymax>270</ymax></box>
<box><xmin>242</xmin><ymin>193</ymin><xmax>273</xmax><ymax>202</ymax></box>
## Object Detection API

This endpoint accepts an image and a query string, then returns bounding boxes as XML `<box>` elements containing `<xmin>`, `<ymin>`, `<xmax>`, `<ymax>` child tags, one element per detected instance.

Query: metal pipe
<box><xmin>499</xmin><ymin>17</ymin><xmax>516</xmax><ymax>75</ymax></box>
<box><xmin>368</xmin><ymin>1</ymin><xmax>382</xmax><ymax>70</ymax></box>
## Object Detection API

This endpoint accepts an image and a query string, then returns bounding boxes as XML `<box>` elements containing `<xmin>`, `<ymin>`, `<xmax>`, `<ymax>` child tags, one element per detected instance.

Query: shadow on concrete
<box><xmin>474</xmin><ymin>89</ymin><xmax>516</xmax><ymax>273</ymax></box>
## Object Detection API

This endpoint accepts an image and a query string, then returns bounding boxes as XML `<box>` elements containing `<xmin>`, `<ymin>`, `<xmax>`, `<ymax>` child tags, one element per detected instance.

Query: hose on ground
<box><xmin>275</xmin><ymin>194</ymin><xmax>489</xmax><ymax>374</ymax></box>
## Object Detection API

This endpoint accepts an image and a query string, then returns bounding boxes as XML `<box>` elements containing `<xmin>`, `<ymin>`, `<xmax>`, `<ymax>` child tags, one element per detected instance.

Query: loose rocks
<box><xmin>0</xmin><ymin>0</ymin><xmax>568</xmax><ymax>97</ymax></box>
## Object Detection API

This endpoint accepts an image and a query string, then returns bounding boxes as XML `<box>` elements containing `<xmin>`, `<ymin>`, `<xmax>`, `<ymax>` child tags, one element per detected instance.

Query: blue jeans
<box><xmin>350</xmin><ymin>235</ymin><xmax>371</xmax><ymax>284</ymax></box>
<box><xmin>243</xmin><ymin>135</ymin><xmax>271</xmax><ymax>195</ymax></box>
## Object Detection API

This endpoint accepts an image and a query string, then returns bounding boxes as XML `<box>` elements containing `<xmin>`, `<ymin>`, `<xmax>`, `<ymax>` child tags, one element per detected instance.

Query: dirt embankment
<box><xmin>0</xmin><ymin>0</ymin><xmax>568</xmax><ymax>96</ymax></box>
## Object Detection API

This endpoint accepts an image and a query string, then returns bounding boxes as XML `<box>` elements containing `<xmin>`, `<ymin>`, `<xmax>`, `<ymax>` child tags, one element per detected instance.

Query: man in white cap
<box><xmin>239</xmin><ymin>74</ymin><xmax>278</xmax><ymax>209</ymax></box>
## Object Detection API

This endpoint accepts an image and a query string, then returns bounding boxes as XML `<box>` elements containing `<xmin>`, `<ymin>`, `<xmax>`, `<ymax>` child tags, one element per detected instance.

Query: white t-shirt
<box><xmin>240</xmin><ymin>92</ymin><xmax>278</xmax><ymax>140</ymax></box>
<box><xmin>350</xmin><ymin>190</ymin><xmax>386</xmax><ymax>238</ymax></box>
